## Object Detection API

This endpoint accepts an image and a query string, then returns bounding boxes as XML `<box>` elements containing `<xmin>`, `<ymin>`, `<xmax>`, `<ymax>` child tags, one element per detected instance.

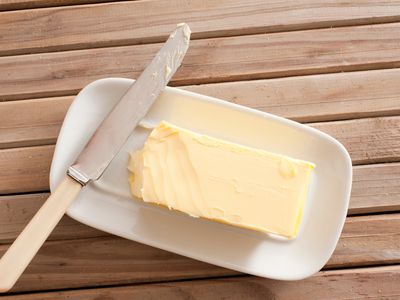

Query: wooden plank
<box><xmin>350</xmin><ymin>163</ymin><xmax>400</xmax><ymax>214</ymax></box>
<box><xmin>3</xmin><ymin>266</ymin><xmax>400</xmax><ymax>299</ymax></box>
<box><xmin>312</xmin><ymin>116</ymin><xmax>400</xmax><ymax>165</ymax></box>
<box><xmin>0</xmin><ymin>213</ymin><xmax>399</xmax><ymax>292</ymax></box>
<box><xmin>0</xmin><ymin>193</ymin><xmax>105</xmax><ymax>244</ymax></box>
<box><xmin>2</xmin><ymin>69</ymin><xmax>400</xmax><ymax>149</ymax></box>
<box><xmin>0</xmin><ymin>0</ymin><xmax>122</xmax><ymax>11</ymax></box>
<box><xmin>186</xmin><ymin>68</ymin><xmax>400</xmax><ymax>123</ymax></box>
<box><xmin>2</xmin><ymin>23</ymin><xmax>400</xmax><ymax>101</ymax></box>
<box><xmin>328</xmin><ymin>214</ymin><xmax>400</xmax><ymax>268</ymax></box>
<box><xmin>0</xmin><ymin>145</ymin><xmax>53</xmax><ymax>195</ymax></box>
<box><xmin>0</xmin><ymin>97</ymin><xmax>73</xmax><ymax>149</ymax></box>
<box><xmin>1</xmin><ymin>236</ymin><xmax>236</xmax><ymax>293</ymax></box>
<box><xmin>1</xmin><ymin>116</ymin><xmax>399</xmax><ymax>194</ymax></box>
<box><xmin>2</xmin><ymin>1</ymin><xmax>400</xmax><ymax>55</ymax></box>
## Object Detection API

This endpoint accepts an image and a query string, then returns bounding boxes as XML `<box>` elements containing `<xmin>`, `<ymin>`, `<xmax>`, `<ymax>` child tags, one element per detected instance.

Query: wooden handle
<box><xmin>0</xmin><ymin>176</ymin><xmax>82</xmax><ymax>292</ymax></box>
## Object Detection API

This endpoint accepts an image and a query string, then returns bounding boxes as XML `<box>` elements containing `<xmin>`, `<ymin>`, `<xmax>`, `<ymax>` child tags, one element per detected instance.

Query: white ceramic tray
<box><xmin>50</xmin><ymin>78</ymin><xmax>352</xmax><ymax>280</ymax></box>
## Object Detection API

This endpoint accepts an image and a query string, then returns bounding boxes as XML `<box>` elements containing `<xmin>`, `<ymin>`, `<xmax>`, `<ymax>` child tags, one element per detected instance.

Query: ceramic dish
<box><xmin>50</xmin><ymin>78</ymin><xmax>352</xmax><ymax>280</ymax></box>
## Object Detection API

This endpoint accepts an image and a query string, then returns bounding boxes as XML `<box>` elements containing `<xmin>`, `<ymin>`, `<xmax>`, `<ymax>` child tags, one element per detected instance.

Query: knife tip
<box><xmin>175</xmin><ymin>23</ymin><xmax>191</xmax><ymax>43</ymax></box>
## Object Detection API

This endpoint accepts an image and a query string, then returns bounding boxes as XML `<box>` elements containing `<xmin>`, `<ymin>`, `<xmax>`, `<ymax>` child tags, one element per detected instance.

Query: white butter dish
<box><xmin>50</xmin><ymin>78</ymin><xmax>352</xmax><ymax>280</ymax></box>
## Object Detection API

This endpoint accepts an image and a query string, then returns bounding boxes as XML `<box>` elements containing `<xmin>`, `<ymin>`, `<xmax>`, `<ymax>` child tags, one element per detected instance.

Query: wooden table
<box><xmin>1</xmin><ymin>1</ymin><xmax>400</xmax><ymax>299</ymax></box>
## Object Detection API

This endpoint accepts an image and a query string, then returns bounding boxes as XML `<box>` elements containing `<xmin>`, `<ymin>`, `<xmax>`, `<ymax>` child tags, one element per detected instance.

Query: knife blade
<box><xmin>68</xmin><ymin>23</ymin><xmax>191</xmax><ymax>185</ymax></box>
<box><xmin>0</xmin><ymin>23</ymin><xmax>191</xmax><ymax>292</ymax></box>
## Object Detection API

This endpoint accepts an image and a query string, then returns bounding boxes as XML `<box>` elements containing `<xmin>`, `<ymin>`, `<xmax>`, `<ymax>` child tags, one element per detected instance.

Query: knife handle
<box><xmin>0</xmin><ymin>175</ymin><xmax>81</xmax><ymax>292</ymax></box>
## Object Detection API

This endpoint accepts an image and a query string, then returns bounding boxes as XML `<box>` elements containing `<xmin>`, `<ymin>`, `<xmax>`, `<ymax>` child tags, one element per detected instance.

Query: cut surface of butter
<box><xmin>128</xmin><ymin>121</ymin><xmax>315</xmax><ymax>238</ymax></box>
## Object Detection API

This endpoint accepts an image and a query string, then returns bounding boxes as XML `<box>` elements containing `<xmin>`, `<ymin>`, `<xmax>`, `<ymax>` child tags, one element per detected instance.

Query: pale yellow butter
<box><xmin>128</xmin><ymin>121</ymin><xmax>315</xmax><ymax>238</ymax></box>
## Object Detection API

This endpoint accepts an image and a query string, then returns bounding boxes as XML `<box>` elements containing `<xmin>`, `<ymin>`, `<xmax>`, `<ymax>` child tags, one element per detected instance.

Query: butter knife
<box><xmin>0</xmin><ymin>23</ymin><xmax>191</xmax><ymax>292</ymax></box>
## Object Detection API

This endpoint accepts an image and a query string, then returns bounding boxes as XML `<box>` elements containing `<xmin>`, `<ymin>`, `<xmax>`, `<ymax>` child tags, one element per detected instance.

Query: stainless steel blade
<box><xmin>67</xmin><ymin>24</ymin><xmax>191</xmax><ymax>185</ymax></box>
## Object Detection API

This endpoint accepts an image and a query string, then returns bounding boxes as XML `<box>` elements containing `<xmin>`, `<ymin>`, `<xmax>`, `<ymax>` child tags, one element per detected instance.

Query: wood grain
<box><xmin>1</xmin><ymin>236</ymin><xmax>236</xmax><ymax>293</ymax></box>
<box><xmin>0</xmin><ymin>145</ymin><xmax>53</xmax><ymax>195</ymax></box>
<box><xmin>186</xmin><ymin>68</ymin><xmax>400</xmax><ymax>123</ymax></box>
<box><xmin>0</xmin><ymin>0</ymin><xmax>123</xmax><ymax>11</ymax></box>
<box><xmin>312</xmin><ymin>116</ymin><xmax>400</xmax><ymax>165</ymax></box>
<box><xmin>350</xmin><ymin>163</ymin><xmax>400</xmax><ymax>214</ymax></box>
<box><xmin>0</xmin><ymin>176</ymin><xmax>82</xmax><ymax>293</ymax></box>
<box><xmin>3</xmin><ymin>265</ymin><xmax>399</xmax><ymax>299</ymax></box>
<box><xmin>1</xmin><ymin>116</ymin><xmax>399</xmax><ymax>194</ymax></box>
<box><xmin>0</xmin><ymin>97</ymin><xmax>73</xmax><ymax>149</ymax></box>
<box><xmin>328</xmin><ymin>214</ymin><xmax>400</xmax><ymax>268</ymax></box>
<box><xmin>2</xmin><ymin>23</ymin><xmax>400</xmax><ymax>101</ymax></box>
<box><xmin>2</xmin><ymin>0</ymin><xmax>400</xmax><ymax>55</ymax></box>
<box><xmin>0</xmin><ymin>193</ymin><xmax>104</xmax><ymax>244</ymax></box>
<box><xmin>2</xmin><ymin>68</ymin><xmax>400</xmax><ymax>149</ymax></box>
<box><xmin>0</xmin><ymin>213</ymin><xmax>398</xmax><ymax>292</ymax></box>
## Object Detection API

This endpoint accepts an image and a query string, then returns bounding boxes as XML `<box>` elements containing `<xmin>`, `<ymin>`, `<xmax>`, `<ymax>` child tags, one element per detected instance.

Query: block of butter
<box><xmin>128</xmin><ymin>121</ymin><xmax>315</xmax><ymax>239</ymax></box>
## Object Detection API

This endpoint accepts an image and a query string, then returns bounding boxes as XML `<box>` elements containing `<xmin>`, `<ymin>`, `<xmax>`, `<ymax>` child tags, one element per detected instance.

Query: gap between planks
<box><xmin>2</xmin><ymin>265</ymin><xmax>398</xmax><ymax>300</ymax></box>
<box><xmin>0</xmin><ymin>217</ymin><xmax>398</xmax><ymax>293</ymax></box>
<box><xmin>1</xmin><ymin>115</ymin><xmax>400</xmax><ymax>194</ymax></box>
<box><xmin>0</xmin><ymin>0</ymin><xmax>133</xmax><ymax>12</ymax></box>
<box><xmin>2</xmin><ymin>22</ymin><xmax>400</xmax><ymax>101</ymax></box>
<box><xmin>1</xmin><ymin>68</ymin><xmax>400</xmax><ymax>149</ymax></box>
<box><xmin>1</xmin><ymin>161</ymin><xmax>399</xmax><ymax>244</ymax></box>
<box><xmin>1</xmin><ymin>0</ymin><xmax>400</xmax><ymax>55</ymax></box>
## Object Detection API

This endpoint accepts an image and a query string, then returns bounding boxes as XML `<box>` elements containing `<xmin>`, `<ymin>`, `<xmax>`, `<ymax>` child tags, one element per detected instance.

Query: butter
<box><xmin>128</xmin><ymin>121</ymin><xmax>315</xmax><ymax>238</ymax></box>
<box><xmin>164</xmin><ymin>65</ymin><xmax>172</xmax><ymax>79</ymax></box>
<box><xmin>176</xmin><ymin>23</ymin><xmax>191</xmax><ymax>44</ymax></box>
